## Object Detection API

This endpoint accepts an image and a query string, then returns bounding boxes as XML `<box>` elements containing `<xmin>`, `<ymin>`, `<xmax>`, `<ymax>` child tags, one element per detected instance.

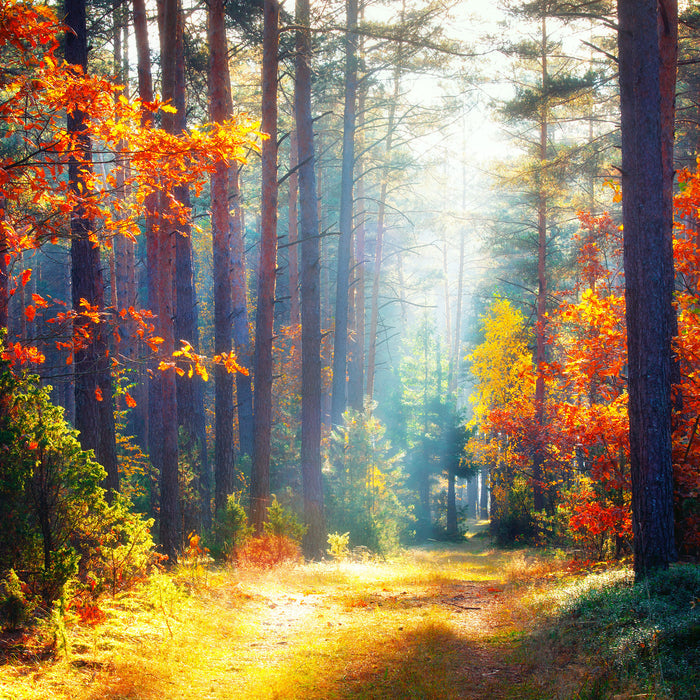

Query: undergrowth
<box><xmin>523</xmin><ymin>564</ymin><xmax>700</xmax><ymax>699</ymax></box>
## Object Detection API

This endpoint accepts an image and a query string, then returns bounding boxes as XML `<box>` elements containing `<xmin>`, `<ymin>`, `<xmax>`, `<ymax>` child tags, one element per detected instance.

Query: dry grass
<box><xmin>0</xmin><ymin>526</ymin><xmax>570</xmax><ymax>700</ymax></box>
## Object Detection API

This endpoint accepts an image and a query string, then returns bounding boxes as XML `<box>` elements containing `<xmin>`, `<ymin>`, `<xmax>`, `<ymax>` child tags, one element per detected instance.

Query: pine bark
<box><xmin>231</xmin><ymin>168</ymin><xmax>254</xmax><ymax>460</ymax></box>
<box><xmin>331</xmin><ymin>0</ymin><xmax>359</xmax><ymax>426</ymax></box>
<box><xmin>288</xmin><ymin>124</ymin><xmax>300</xmax><ymax>327</ymax></box>
<box><xmin>251</xmin><ymin>0</ymin><xmax>280</xmax><ymax>533</ymax></box>
<box><xmin>133</xmin><ymin>0</ymin><xmax>157</xmax><ymax>458</ymax></box>
<box><xmin>532</xmin><ymin>15</ymin><xmax>548</xmax><ymax>512</ymax></box>
<box><xmin>155</xmin><ymin>0</ymin><xmax>182</xmax><ymax>560</ymax></box>
<box><xmin>296</xmin><ymin>0</ymin><xmax>325</xmax><ymax>558</ymax></box>
<box><xmin>617</xmin><ymin>0</ymin><xmax>677</xmax><ymax>577</ymax></box>
<box><xmin>64</xmin><ymin>0</ymin><xmax>119</xmax><ymax>494</ymax></box>
<box><xmin>209</xmin><ymin>0</ymin><xmax>236</xmax><ymax>517</ymax></box>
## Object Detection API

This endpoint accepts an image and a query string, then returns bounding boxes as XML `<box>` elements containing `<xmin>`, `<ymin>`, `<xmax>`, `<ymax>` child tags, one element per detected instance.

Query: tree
<box><xmin>295</xmin><ymin>0</ymin><xmax>325</xmax><ymax>558</ymax></box>
<box><xmin>251</xmin><ymin>0</ymin><xmax>280</xmax><ymax>533</ymax></box>
<box><xmin>500</xmin><ymin>1</ymin><xmax>599</xmax><ymax>510</ymax></box>
<box><xmin>330</xmin><ymin>0</ymin><xmax>359</xmax><ymax>426</ymax></box>
<box><xmin>155</xmin><ymin>0</ymin><xmax>182</xmax><ymax>561</ymax></box>
<box><xmin>64</xmin><ymin>0</ymin><xmax>119</xmax><ymax>494</ymax></box>
<box><xmin>209</xmin><ymin>0</ymin><xmax>236</xmax><ymax>518</ymax></box>
<box><xmin>617</xmin><ymin>0</ymin><xmax>677</xmax><ymax>576</ymax></box>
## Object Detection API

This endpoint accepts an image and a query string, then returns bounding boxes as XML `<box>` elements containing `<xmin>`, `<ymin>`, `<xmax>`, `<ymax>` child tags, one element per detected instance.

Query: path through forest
<box><xmin>2</xmin><ymin>528</ymin><xmax>563</xmax><ymax>700</ymax></box>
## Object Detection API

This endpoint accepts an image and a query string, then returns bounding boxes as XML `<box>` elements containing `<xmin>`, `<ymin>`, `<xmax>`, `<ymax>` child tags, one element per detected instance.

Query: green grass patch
<box><xmin>526</xmin><ymin>564</ymin><xmax>700</xmax><ymax>699</ymax></box>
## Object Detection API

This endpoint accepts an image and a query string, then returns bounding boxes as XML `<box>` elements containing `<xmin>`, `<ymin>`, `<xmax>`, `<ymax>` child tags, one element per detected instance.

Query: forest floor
<box><xmin>1</xmin><ymin>522</ymin><xmax>690</xmax><ymax>700</ymax></box>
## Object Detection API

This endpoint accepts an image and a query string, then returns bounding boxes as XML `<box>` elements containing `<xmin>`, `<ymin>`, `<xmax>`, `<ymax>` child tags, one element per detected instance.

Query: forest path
<box><xmin>3</xmin><ymin>526</ymin><xmax>547</xmax><ymax>700</ymax></box>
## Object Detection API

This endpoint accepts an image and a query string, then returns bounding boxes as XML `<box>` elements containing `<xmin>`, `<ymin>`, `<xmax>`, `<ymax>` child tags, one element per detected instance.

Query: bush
<box><xmin>555</xmin><ymin>565</ymin><xmax>700</xmax><ymax>699</ymax></box>
<box><xmin>237</xmin><ymin>535</ymin><xmax>302</xmax><ymax>569</ymax></box>
<box><xmin>325</xmin><ymin>410</ymin><xmax>414</xmax><ymax>556</ymax></box>
<box><xmin>327</xmin><ymin>532</ymin><xmax>351</xmax><ymax>560</ymax></box>
<box><xmin>0</xmin><ymin>353</ymin><xmax>155</xmax><ymax>611</ymax></box>
<box><xmin>0</xmin><ymin>570</ymin><xmax>36</xmax><ymax>631</ymax></box>
<box><xmin>210</xmin><ymin>492</ymin><xmax>252</xmax><ymax>561</ymax></box>
<box><xmin>264</xmin><ymin>495</ymin><xmax>307</xmax><ymax>543</ymax></box>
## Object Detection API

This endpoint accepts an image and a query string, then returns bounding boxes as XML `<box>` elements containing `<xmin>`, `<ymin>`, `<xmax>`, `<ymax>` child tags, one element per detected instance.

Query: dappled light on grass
<box><xmin>1</xmin><ymin>535</ymin><xmax>531</xmax><ymax>700</ymax></box>
<box><xmin>11</xmin><ymin>530</ymin><xmax>692</xmax><ymax>699</ymax></box>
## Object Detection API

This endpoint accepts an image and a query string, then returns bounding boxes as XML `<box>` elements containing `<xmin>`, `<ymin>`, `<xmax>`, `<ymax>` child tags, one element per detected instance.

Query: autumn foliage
<box><xmin>0</xmin><ymin>0</ymin><xmax>259</xmax><ymax>376</ymax></box>
<box><xmin>470</xmin><ymin>184</ymin><xmax>700</xmax><ymax>558</ymax></box>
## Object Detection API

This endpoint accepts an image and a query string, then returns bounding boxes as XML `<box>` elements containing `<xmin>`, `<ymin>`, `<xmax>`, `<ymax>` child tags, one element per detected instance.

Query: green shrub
<box><xmin>556</xmin><ymin>565</ymin><xmax>700</xmax><ymax>699</ymax></box>
<box><xmin>0</xmin><ymin>351</ymin><xmax>155</xmax><ymax>611</ymax></box>
<box><xmin>0</xmin><ymin>569</ymin><xmax>36</xmax><ymax>631</ymax></box>
<box><xmin>325</xmin><ymin>409</ymin><xmax>414</xmax><ymax>556</ymax></box>
<box><xmin>327</xmin><ymin>531</ymin><xmax>350</xmax><ymax>560</ymax></box>
<box><xmin>210</xmin><ymin>492</ymin><xmax>252</xmax><ymax>561</ymax></box>
<box><xmin>264</xmin><ymin>495</ymin><xmax>308</xmax><ymax>543</ymax></box>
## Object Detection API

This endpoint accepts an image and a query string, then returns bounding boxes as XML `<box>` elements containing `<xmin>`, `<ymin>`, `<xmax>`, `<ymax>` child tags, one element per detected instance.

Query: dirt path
<box><xmin>1</xmin><ymin>539</ymin><xmax>541</xmax><ymax>700</ymax></box>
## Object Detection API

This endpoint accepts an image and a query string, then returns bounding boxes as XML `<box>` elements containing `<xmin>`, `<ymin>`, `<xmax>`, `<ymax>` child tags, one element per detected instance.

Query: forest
<box><xmin>1</xmin><ymin>0</ymin><xmax>699</xmax><ymax>698</ymax></box>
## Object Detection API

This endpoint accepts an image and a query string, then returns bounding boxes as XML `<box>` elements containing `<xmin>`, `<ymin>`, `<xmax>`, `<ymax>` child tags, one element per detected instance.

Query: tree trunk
<box><xmin>231</xmin><ymin>167</ymin><xmax>254</xmax><ymax>460</ymax></box>
<box><xmin>446</xmin><ymin>469</ymin><xmax>457</xmax><ymax>536</ymax></box>
<box><xmin>133</xmin><ymin>0</ymin><xmax>159</xmax><ymax>468</ymax></box>
<box><xmin>288</xmin><ymin>124</ymin><xmax>300</xmax><ymax>327</ymax></box>
<box><xmin>64</xmin><ymin>0</ymin><xmax>119</xmax><ymax>494</ymax></box>
<box><xmin>155</xmin><ymin>0</ymin><xmax>182</xmax><ymax>561</ymax></box>
<box><xmin>172</xmin><ymin>5</ymin><xmax>210</xmax><ymax>530</ymax></box>
<box><xmin>0</xmin><ymin>202</ymin><xmax>8</xmax><ymax>330</ymax></box>
<box><xmin>532</xmin><ymin>15</ymin><xmax>548</xmax><ymax>512</ymax></box>
<box><xmin>330</xmin><ymin>0</ymin><xmax>359</xmax><ymax>426</ymax></box>
<box><xmin>347</xmin><ymin>118</ymin><xmax>365</xmax><ymax>412</ymax></box>
<box><xmin>296</xmin><ymin>0</ymin><xmax>325</xmax><ymax>558</ymax></box>
<box><xmin>251</xmin><ymin>0</ymin><xmax>279</xmax><ymax>533</ymax></box>
<box><xmin>480</xmin><ymin>463</ymin><xmax>489</xmax><ymax>519</ymax></box>
<box><xmin>617</xmin><ymin>0</ymin><xmax>677</xmax><ymax>577</ymax></box>
<box><xmin>209</xmin><ymin>0</ymin><xmax>236</xmax><ymax>517</ymax></box>
<box><xmin>366</xmin><ymin>59</ymin><xmax>401</xmax><ymax>403</ymax></box>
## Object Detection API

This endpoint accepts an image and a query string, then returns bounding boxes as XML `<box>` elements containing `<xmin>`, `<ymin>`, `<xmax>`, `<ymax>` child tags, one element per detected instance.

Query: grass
<box><xmin>1</xmin><ymin>524</ymin><xmax>698</xmax><ymax>699</ymax></box>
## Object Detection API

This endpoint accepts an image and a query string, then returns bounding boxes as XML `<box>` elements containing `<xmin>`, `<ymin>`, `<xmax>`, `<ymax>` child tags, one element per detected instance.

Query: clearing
<box><xmin>0</xmin><ymin>527</ymin><xmax>605</xmax><ymax>699</ymax></box>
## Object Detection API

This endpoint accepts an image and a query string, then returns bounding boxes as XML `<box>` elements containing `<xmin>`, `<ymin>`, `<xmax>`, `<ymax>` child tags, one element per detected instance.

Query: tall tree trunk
<box><xmin>288</xmin><ymin>123</ymin><xmax>300</xmax><ymax>327</ymax></box>
<box><xmin>480</xmin><ymin>463</ymin><xmax>489</xmax><ymax>519</ymax></box>
<box><xmin>64</xmin><ymin>0</ymin><xmax>119</xmax><ymax>494</ymax></box>
<box><xmin>0</xmin><ymin>201</ymin><xmax>8</xmax><ymax>330</ymax></box>
<box><xmin>296</xmin><ymin>0</ymin><xmax>325</xmax><ymax>558</ymax></box>
<box><xmin>209</xmin><ymin>0</ymin><xmax>236</xmax><ymax>517</ymax></box>
<box><xmin>171</xmin><ymin>2</ymin><xmax>210</xmax><ymax>530</ymax></box>
<box><xmin>617</xmin><ymin>0</ymin><xmax>677</xmax><ymax>577</ymax></box>
<box><xmin>366</xmin><ymin>77</ymin><xmax>399</xmax><ymax>402</ymax></box>
<box><xmin>113</xmin><ymin>0</ymin><xmax>137</xmax><ymax>372</ymax></box>
<box><xmin>251</xmin><ymin>0</ymin><xmax>279</xmax><ymax>533</ymax></box>
<box><xmin>446</xmin><ymin>469</ymin><xmax>457</xmax><ymax>536</ymax></box>
<box><xmin>133</xmin><ymin>0</ymin><xmax>157</xmax><ymax>460</ymax></box>
<box><xmin>155</xmin><ymin>0</ymin><xmax>182</xmax><ymax>561</ymax></box>
<box><xmin>532</xmin><ymin>15</ymin><xmax>548</xmax><ymax>512</ymax></box>
<box><xmin>347</xmin><ymin>105</ymin><xmax>365</xmax><ymax>412</ymax></box>
<box><xmin>231</xmin><ymin>167</ymin><xmax>254</xmax><ymax>460</ymax></box>
<box><xmin>330</xmin><ymin>0</ymin><xmax>358</xmax><ymax>426</ymax></box>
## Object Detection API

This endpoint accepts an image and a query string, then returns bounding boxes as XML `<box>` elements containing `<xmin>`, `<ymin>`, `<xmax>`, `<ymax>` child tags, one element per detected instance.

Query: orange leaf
<box><xmin>95</xmin><ymin>386</ymin><xmax>103</xmax><ymax>401</ymax></box>
<box><xmin>20</xmin><ymin>268</ymin><xmax>32</xmax><ymax>287</ymax></box>
<box><xmin>124</xmin><ymin>391</ymin><xmax>137</xmax><ymax>408</ymax></box>
<box><xmin>24</xmin><ymin>305</ymin><xmax>36</xmax><ymax>322</ymax></box>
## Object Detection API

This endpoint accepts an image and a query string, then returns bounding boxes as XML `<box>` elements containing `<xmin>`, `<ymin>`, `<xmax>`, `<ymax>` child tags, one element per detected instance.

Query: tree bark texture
<box><xmin>171</xmin><ymin>4</ymin><xmax>210</xmax><ymax>530</ymax></box>
<box><xmin>251</xmin><ymin>0</ymin><xmax>279</xmax><ymax>533</ymax></box>
<box><xmin>288</xmin><ymin>124</ymin><xmax>300</xmax><ymax>327</ymax></box>
<box><xmin>331</xmin><ymin>0</ymin><xmax>359</xmax><ymax>426</ymax></box>
<box><xmin>617</xmin><ymin>0</ymin><xmax>677</xmax><ymax>577</ymax></box>
<box><xmin>532</xmin><ymin>15</ymin><xmax>548</xmax><ymax>512</ymax></box>
<box><xmin>230</xmin><ymin>167</ymin><xmax>254</xmax><ymax>460</ymax></box>
<box><xmin>209</xmin><ymin>0</ymin><xmax>236</xmax><ymax>517</ymax></box>
<box><xmin>155</xmin><ymin>0</ymin><xmax>182</xmax><ymax>561</ymax></box>
<box><xmin>64</xmin><ymin>0</ymin><xmax>119</xmax><ymax>494</ymax></box>
<box><xmin>296</xmin><ymin>0</ymin><xmax>326</xmax><ymax>558</ymax></box>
